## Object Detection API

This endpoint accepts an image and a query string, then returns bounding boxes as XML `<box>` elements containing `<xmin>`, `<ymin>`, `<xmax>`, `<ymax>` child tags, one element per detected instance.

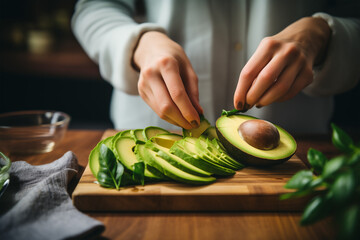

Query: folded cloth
<box><xmin>0</xmin><ymin>151</ymin><xmax>104</xmax><ymax>240</ymax></box>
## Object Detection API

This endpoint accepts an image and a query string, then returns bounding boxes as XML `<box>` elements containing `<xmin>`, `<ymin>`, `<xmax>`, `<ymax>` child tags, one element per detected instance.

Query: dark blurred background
<box><xmin>0</xmin><ymin>0</ymin><xmax>114</xmax><ymax>129</ymax></box>
<box><xmin>0</xmin><ymin>0</ymin><xmax>359</xmax><ymax>133</ymax></box>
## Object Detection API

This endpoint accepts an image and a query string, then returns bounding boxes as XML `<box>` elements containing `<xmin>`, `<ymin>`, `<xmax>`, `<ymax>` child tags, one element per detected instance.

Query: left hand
<box><xmin>234</xmin><ymin>17</ymin><xmax>331</xmax><ymax>111</ymax></box>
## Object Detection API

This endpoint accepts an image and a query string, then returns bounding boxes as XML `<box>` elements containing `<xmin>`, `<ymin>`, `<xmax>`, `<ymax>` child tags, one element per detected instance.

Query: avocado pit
<box><xmin>238</xmin><ymin>119</ymin><xmax>280</xmax><ymax>150</ymax></box>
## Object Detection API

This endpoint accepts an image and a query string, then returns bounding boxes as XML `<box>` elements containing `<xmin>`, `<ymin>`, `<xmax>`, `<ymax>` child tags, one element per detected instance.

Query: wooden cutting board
<box><xmin>72</xmin><ymin>130</ymin><xmax>309</xmax><ymax>212</ymax></box>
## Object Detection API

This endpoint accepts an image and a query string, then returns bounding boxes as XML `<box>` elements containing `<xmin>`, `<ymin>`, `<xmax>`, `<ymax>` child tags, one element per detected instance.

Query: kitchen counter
<box><xmin>10</xmin><ymin>129</ymin><xmax>340</xmax><ymax>240</ymax></box>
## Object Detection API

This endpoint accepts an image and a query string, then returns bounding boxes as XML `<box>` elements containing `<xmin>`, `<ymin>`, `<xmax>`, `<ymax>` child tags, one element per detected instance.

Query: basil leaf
<box><xmin>300</xmin><ymin>195</ymin><xmax>330</xmax><ymax>225</ymax></box>
<box><xmin>0</xmin><ymin>152</ymin><xmax>11</xmax><ymax>192</ymax></box>
<box><xmin>133</xmin><ymin>162</ymin><xmax>145</xmax><ymax>186</ymax></box>
<box><xmin>221</xmin><ymin>109</ymin><xmax>240</xmax><ymax>116</ymax></box>
<box><xmin>348</xmin><ymin>151</ymin><xmax>360</xmax><ymax>166</ymax></box>
<box><xmin>322</xmin><ymin>155</ymin><xmax>346</xmax><ymax>179</ymax></box>
<box><xmin>331</xmin><ymin>123</ymin><xmax>354</xmax><ymax>153</ymax></box>
<box><xmin>97</xmin><ymin>144</ymin><xmax>124</xmax><ymax>190</ymax></box>
<box><xmin>284</xmin><ymin>170</ymin><xmax>313</xmax><ymax>189</ymax></box>
<box><xmin>307</xmin><ymin>148</ymin><xmax>327</xmax><ymax>174</ymax></box>
<box><xmin>330</xmin><ymin>170</ymin><xmax>355</xmax><ymax>204</ymax></box>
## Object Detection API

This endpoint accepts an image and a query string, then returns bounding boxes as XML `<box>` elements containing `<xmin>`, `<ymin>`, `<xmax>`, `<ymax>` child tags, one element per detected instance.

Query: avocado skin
<box><xmin>215</xmin><ymin>127</ymin><xmax>293</xmax><ymax>167</ymax></box>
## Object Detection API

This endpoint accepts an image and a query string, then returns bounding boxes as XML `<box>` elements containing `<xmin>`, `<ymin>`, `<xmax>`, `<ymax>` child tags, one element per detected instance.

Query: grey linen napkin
<box><xmin>0</xmin><ymin>151</ymin><xmax>104</xmax><ymax>240</ymax></box>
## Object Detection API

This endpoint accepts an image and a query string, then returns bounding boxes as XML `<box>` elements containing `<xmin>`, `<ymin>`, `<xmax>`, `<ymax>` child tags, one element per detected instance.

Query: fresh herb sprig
<box><xmin>281</xmin><ymin>123</ymin><xmax>360</xmax><ymax>240</ymax></box>
<box><xmin>0</xmin><ymin>152</ymin><xmax>11</xmax><ymax>192</ymax></box>
<box><xmin>97</xmin><ymin>144</ymin><xmax>124</xmax><ymax>190</ymax></box>
<box><xmin>96</xmin><ymin>144</ymin><xmax>145</xmax><ymax>190</ymax></box>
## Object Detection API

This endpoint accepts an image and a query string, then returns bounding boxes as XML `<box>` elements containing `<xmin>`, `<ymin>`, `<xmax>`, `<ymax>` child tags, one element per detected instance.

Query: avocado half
<box><xmin>215</xmin><ymin>114</ymin><xmax>297</xmax><ymax>167</ymax></box>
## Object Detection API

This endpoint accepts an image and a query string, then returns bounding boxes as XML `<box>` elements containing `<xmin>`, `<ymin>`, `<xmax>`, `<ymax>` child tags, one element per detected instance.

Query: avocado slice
<box><xmin>89</xmin><ymin>136</ymin><xmax>114</xmax><ymax>177</ymax></box>
<box><xmin>196</xmin><ymin>137</ymin><xmax>244</xmax><ymax>170</ymax></box>
<box><xmin>143</xmin><ymin>126</ymin><xmax>169</xmax><ymax>141</ymax></box>
<box><xmin>113</xmin><ymin>136</ymin><xmax>164</xmax><ymax>179</ymax></box>
<box><xmin>216</xmin><ymin>114</ymin><xmax>297</xmax><ymax>167</ymax></box>
<box><xmin>150</xmin><ymin>133</ymin><xmax>183</xmax><ymax>148</ymax></box>
<box><xmin>131</xmin><ymin>129</ymin><xmax>146</xmax><ymax>144</ymax></box>
<box><xmin>145</xmin><ymin>141</ymin><xmax>212</xmax><ymax>177</ymax></box>
<box><xmin>201</xmin><ymin>126</ymin><xmax>218</xmax><ymax>140</ymax></box>
<box><xmin>183</xmin><ymin>115</ymin><xmax>211</xmax><ymax>137</ymax></box>
<box><xmin>171</xmin><ymin>139</ymin><xmax>236</xmax><ymax>176</ymax></box>
<box><xmin>138</xmin><ymin>143</ymin><xmax>216</xmax><ymax>185</ymax></box>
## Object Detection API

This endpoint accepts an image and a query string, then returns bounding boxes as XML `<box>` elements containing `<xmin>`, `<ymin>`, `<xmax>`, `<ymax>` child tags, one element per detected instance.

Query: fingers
<box><xmin>234</xmin><ymin>37</ymin><xmax>313</xmax><ymax>110</ymax></box>
<box><xmin>276</xmin><ymin>65</ymin><xmax>313</xmax><ymax>102</ymax></box>
<box><xmin>159</xmin><ymin>57</ymin><xmax>201</xmax><ymax>128</ymax></box>
<box><xmin>234</xmin><ymin>38</ymin><xmax>275</xmax><ymax>111</ymax></box>
<box><xmin>138</xmin><ymin>55</ymin><xmax>202</xmax><ymax>129</ymax></box>
<box><xmin>181</xmin><ymin>59</ymin><xmax>204</xmax><ymax>115</ymax></box>
<box><xmin>138</xmin><ymin>70</ymin><xmax>194</xmax><ymax>129</ymax></box>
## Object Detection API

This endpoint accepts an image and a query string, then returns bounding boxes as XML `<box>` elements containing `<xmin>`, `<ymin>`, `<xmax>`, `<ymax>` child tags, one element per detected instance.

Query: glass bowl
<box><xmin>0</xmin><ymin>110</ymin><xmax>70</xmax><ymax>155</ymax></box>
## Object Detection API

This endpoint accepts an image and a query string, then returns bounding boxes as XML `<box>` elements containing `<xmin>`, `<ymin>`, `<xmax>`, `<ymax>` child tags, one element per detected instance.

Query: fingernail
<box><xmin>256</xmin><ymin>104</ymin><xmax>262</xmax><ymax>108</ymax></box>
<box><xmin>244</xmin><ymin>103</ymin><xmax>250</xmax><ymax>110</ymax></box>
<box><xmin>236</xmin><ymin>102</ymin><xmax>243</xmax><ymax>110</ymax></box>
<box><xmin>191</xmin><ymin>120</ymin><xmax>199</xmax><ymax>128</ymax></box>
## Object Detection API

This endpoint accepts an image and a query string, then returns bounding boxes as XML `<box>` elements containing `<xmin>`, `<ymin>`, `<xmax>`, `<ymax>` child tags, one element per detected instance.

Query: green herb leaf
<box><xmin>133</xmin><ymin>162</ymin><xmax>145</xmax><ymax>185</ymax></box>
<box><xmin>337</xmin><ymin>205</ymin><xmax>360</xmax><ymax>240</ymax></box>
<box><xmin>221</xmin><ymin>109</ymin><xmax>240</xmax><ymax>116</ymax></box>
<box><xmin>0</xmin><ymin>152</ymin><xmax>11</xmax><ymax>192</ymax></box>
<box><xmin>330</xmin><ymin>170</ymin><xmax>355</xmax><ymax>204</ymax></box>
<box><xmin>348</xmin><ymin>151</ymin><xmax>360</xmax><ymax>166</ymax></box>
<box><xmin>331</xmin><ymin>123</ymin><xmax>354</xmax><ymax>153</ymax></box>
<box><xmin>97</xmin><ymin>144</ymin><xmax>124</xmax><ymax>190</ymax></box>
<box><xmin>300</xmin><ymin>195</ymin><xmax>330</xmax><ymax>225</ymax></box>
<box><xmin>284</xmin><ymin>170</ymin><xmax>313</xmax><ymax>189</ymax></box>
<box><xmin>307</xmin><ymin>148</ymin><xmax>327</xmax><ymax>174</ymax></box>
<box><xmin>322</xmin><ymin>155</ymin><xmax>346</xmax><ymax>179</ymax></box>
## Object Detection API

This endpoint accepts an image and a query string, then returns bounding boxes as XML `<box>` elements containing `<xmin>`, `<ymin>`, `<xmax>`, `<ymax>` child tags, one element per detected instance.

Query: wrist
<box><xmin>132</xmin><ymin>31</ymin><xmax>167</xmax><ymax>70</ymax></box>
<box><xmin>310</xmin><ymin>16</ymin><xmax>332</xmax><ymax>66</ymax></box>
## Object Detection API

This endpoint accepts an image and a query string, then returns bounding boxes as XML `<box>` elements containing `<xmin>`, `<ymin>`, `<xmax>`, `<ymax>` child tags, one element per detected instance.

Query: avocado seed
<box><xmin>238</xmin><ymin>119</ymin><xmax>280</xmax><ymax>150</ymax></box>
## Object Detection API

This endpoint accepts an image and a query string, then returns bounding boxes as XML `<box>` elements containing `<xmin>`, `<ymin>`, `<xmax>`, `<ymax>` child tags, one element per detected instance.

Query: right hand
<box><xmin>133</xmin><ymin>31</ymin><xmax>203</xmax><ymax>129</ymax></box>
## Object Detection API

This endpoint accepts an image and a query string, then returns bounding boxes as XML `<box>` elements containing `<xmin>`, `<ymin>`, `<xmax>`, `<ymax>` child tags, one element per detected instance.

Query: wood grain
<box><xmin>72</xmin><ymin>130</ymin><xmax>310</xmax><ymax>212</ymax></box>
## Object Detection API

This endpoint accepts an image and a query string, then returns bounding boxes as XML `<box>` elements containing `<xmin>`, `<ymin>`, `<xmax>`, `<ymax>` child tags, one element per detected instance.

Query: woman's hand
<box><xmin>234</xmin><ymin>17</ymin><xmax>331</xmax><ymax>111</ymax></box>
<box><xmin>133</xmin><ymin>31</ymin><xmax>203</xmax><ymax>129</ymax></box>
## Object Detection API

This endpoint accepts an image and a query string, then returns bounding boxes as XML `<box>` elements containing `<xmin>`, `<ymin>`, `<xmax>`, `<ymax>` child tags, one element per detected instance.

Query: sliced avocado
<box><xmin>197</xmin><ymin>137</ymin><xmax>244</xmax><ymax>170</ymax></box>
<box><xmin>171</xmin><ymin>139</ymin><xmax>236</xmax><ymax>176</ymax></box>
<box><xmin>120</xmin><ymin>129</ymin><xmax>132</xmax><ymax>137</ymax></box>
<box><xmin>150</xmin><ymin>133</ymin><xmax>183</xmax><ymax>149</ymax></box>
<box><xmin>183</xmin><ymin>137</ymin><xmax>238</xmax><ymax>170</ymax></box>
<box><xmin>216</xmin><ymin>114</ymin><xmax>297</xmax><ymax>167</ymax></box>
<box><xmin>183</xmin><ymin>115</ymin><xmax>211</xmax><ymax>137</ymax></box>
<box><xmin>131</xmin><ymin>129</ymin><xmax>146</xmax><ymax>144</ymax></box>
<box><xmin>139</xmin><ymin>144</ymin><xmax>216</xmax><ymax>185</ymax></box>
<box><xmin>143</xmin><ymin>126</ymin><xmax>169</xmax><ymax>141</ymax></box>
<box><xmin>201</xmin><ymin>126</ymin><xmax>218</xmax><ymax>140</ymax></box>
<box><xmin>89</xmin><ymin>136</ymin><xmax>114</xmax><ymax>177</ymax></box>
<box><xmin>113</xmin><ymin>136</ymin><xmax>164</xmax><ymax>179</ymax></box>
<box><xmin>145</xmin><ymin>141</ymin><xmax>212</xmax><ymax>177</ymax></box>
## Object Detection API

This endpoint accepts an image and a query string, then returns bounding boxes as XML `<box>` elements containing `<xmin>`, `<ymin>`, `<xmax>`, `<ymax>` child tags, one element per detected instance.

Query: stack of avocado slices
<box><xmin>89</xmin><ymin>117</ymin><xmax>244</xmax><ymax>189</ymax></box>
<box><xmin>89</xmin><ymin>112</ymin><xmax>297</xmax><ymax>189</ymax></box>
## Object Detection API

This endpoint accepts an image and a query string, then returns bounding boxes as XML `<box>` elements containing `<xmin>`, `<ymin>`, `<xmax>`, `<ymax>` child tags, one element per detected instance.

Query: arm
<box><xmin>72</xmin><ymin>0</ymin><xmax>202</xmax><ymax>129</ymax></box>
<box><xmin>71</xmin><ymin>0</ymin><xmax>165</xmax><ymax>94</ymax></box>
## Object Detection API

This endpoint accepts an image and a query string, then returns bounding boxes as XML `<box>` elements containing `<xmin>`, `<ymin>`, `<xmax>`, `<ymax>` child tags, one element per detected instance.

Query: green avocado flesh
<box><xmin>183</xmin><ymin>115</ymin><xmax>211</xmax><ymax>138</ymax></box>
<box><xmin>113</xmin><ymin>136</ymin><xmax>164</xmax><ymax>179</ymax></box>
<box><xmin>216</xmin><ymin>114</ymin><xmax>297</xmax><ymax>166</ymax></box>
<box><xmin>138</xmin><ymin>143</ymin><xmax>216</xmax><ymax>185</ymax></box>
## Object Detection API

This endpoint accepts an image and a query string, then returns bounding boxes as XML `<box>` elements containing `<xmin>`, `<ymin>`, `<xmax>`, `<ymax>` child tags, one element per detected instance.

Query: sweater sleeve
<box><xmin>303</xmin><ymin>12</ymin><xmax>360</xmax><ymax>96</ymax></box>
<box><xmin>71</xmin><ymin>0</ymin><xmax>166</xmax><ymax>95</ymax></box>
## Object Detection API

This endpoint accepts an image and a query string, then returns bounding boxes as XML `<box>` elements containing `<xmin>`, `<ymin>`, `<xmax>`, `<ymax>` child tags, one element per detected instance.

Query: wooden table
<box><xmin>10</xmin><ymin>129</ymin><xmax>341</xmax><ymax>240</ymax></box>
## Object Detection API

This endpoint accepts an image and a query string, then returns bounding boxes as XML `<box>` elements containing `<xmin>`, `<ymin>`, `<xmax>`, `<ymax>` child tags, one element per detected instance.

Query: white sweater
<box><xmin>72</xmin><ymin>0</ymin><xmax>360</xmax><ymax>134</ymax></box>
